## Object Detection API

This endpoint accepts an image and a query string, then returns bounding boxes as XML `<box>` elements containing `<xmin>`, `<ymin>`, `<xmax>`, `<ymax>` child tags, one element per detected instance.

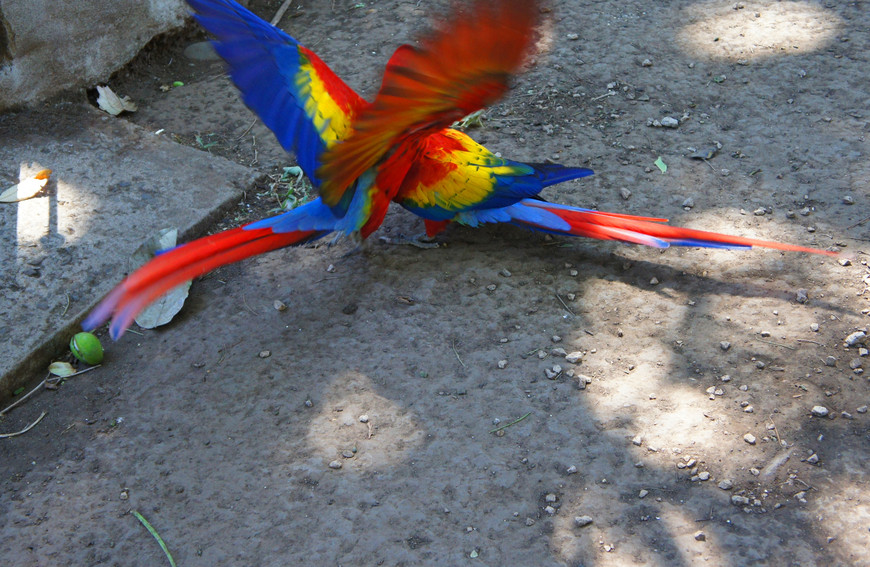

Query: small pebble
<box><xmin>744</xmin><ymin>433</ymin><xmax>757</xmax><ymax>445</ymax></box>
<box><xmin>720</xmin><ymin>341</ymin><xmax>731</xmax><ymax>351</ymax></box>
<box><xmin>525</xmin><ymin>517</ymin><xmax>536</xmax><ymax>527</ymax></box>
<box><xmin>632</xmin><ymin>435</ymin><xmax>643</xmax><ymax>446</ymax></box>
<box><xmin>844</xmin><ymin>331</ymin><xmax>866</xmax><ymax>347</ymax></box>
<box><xmin>273</xmin><ymin>300</ymin><xmax>287</xmax><ymax>311</ymax></box>
<box><xmin>545</xmin><ymin>493</ymin><xmax>557</xmax><ymax>503</ymax></box>
<box><xmin>328</xmin><ymin>460</ymin><xmax>342</xmax><ymax>469</ymax></box>
<box><xmin>660</xmin><ymin>116</ymin><xmax>679</xmax><ymax>128</ymax></box>
<box><xmin>638</xmin><ymin>489</ymin><xmax>649</xmax><ymax>499</ymax></box>
<box><xmin>810</xmin><ymin>323</ymin><xmax>820</xmax><ymax>332</ymax></box>
<box><xmin>750</xmin><ymin>468</ymin><xmax>760</xmax><ymax>476</ymax></box>
<box><xmin>849</xmin><ymin>359</ymin><xmax>862</xmax><ymax>370</ymax></box>
<box><xmin>753</xmin><ymin>207</ymin><xmax>766</xmax><ymax>216</ymax></box>
<box><xmin>620</xmin><ymin>187</ymin><xmax>632</xmax><ymax>200</ymax></box>
<box><xmin>574</xmin><ymin>515</ymin><xmax>593</xmax><ymax>527</ymax></box>
<box><xmin>811</xmin><ymin>406</ymin><xmax>829</xmax><ymax>417</ymax></box>
<box><xmin>551</xmin><ymin>335</ymin><xmax>562</xmax><ymax>343</ymax></box>
<box><xmin>567</xmin><ymin>465</ymin><xmax>578</xmax><ymax>475</ymax></box>
<box><xmin>682</xmin><ymin>197</ymin><xmax>695</xmax><ymax>209</ymax></box>
<box><xmin>641</xmin><ymin>58</ymin><xmax>653</xmax><ymax>67</ymax></box>
<box><xmin>552</xmin><ymin>347</ymin><xmax>567</xmax><ymax>357</ymax></box>
<box><xmin>566</xmin><ymin>32</ymin><xmax>579</xmax><ymax>40</ymax></box>
<box><xmin>119</xmin><ymin>489</ymin><xmax>129</xmax><ymax>501</ymax></box>
<box><xmin>545</xmin><ymin>365</ymin><xmax>562</xmax><ymax>379</ymax></box>
<box><xmin>842</xmin><ymin>195</ymin><xmax>854</xmax><ymax>205</ymax></box>
<box><xmin>694</xmin><ymin>531</ymin><xmax>706</xmax><ymax>542</ymax></box>
<box><xmin>824</xmin><ymin>356</ymin><xmax>837</xmax><ymax>367</ymax></box>
<box><xmin>650</xmin><ymin>277</ymin><xmax>660</xmax><ymax>285</ymax></box>
<box><xmin>304</xmin><ymin>399</ymin><xmax>313</xmax><ymax>408</ymax></box>
<box><xmin>359</xmin><ymin>414</ymin><xmax>369</xmax><ymax>423</ymax></box>
<box><xmin>856</xmin><ymin>405</ymin><xmax>867</xmax><ymax>414</ymax></box>
<box><xmin>498</xmin><ymin>360</ymin><xmax>508</xmax><ymax>369</ymax></box>
<box><xmin>841</xmin><ymin>411</ymin><xmax>853</xmax><ymax>420</ymax></box>
<box><xmin>807</xmin><ymin>453</ymin><xmax>819</xmax><ymax>464</ymax></box>
<box><xmin>566</xmin><ymin>351</ymin><xmax>584</xmax><ymax>364</ymax></box>
<box><xmin>569</xmin><ymin>269</ymin><xmax>579</xmax><ymax>277</ymax></box>
<box><xmin>486</xmin><ymin>284</ymin><xmax>497</xmax><ymax>291</ymax></box>
<box><xmin>718</xmin><ymin>480</ymin><xmax>733</xmax><ymax>490</ymax></box>
<box><xmin>838</xmin><ymin>258</ymin><xmax>852</xmax><ymax>266</ymax></box>
<box><xmin>744</xmin><ymin>406</ymin><xmax>754</xmax><ymax>413</ymax></box>
<box><xmin>258</xmin><ymin>350</ymin><xmax>271</xmax><ymax>358</ymax></box>
<box><xmin>796</xmin><ymin>289</ymin><xmax>809</xmax><ymax>304</ymax></box>
<box><xmin>544</xmin><ymin>505</ymin><xmax>556</xmax><ymax>515</ymax></box>
<box><xmin>341</xmin><ymin>450</ymin><xmax>354</xmax><ymax>459</ymax></box>
<box><xmin>732</xmin><ymin>495</ymin><xmax>750</xmax><ymax>505</ymax></box>
<box><xmin>721</xmin><ymin>374</ymin><xmax>732</xmax><ymax>382</ymax></box>
<box><xmin>698</xmin><ymin>472</ymin><xmax>710</xmax><ymax>481</ymax></box>
<box><xmin>499</xmin><ymin>268</ymin><xmax>512</xmax><ymax>277</ymax></box>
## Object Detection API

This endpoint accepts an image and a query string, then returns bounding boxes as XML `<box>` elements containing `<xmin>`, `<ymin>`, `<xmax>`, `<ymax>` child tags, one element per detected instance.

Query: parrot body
<box><xmin>84</xmin><ymin>0</ymin><xmax>834</xmax><ymax>339</ymax></box>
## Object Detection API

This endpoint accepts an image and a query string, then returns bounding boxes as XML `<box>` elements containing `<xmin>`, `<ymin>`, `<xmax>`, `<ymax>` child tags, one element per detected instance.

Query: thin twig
<box><xmin>270</xmin><ymin>0</ymin><xmax>293</xmax><ymax>25</ymax></box>
<box><xmin>555</xmin><ymin>293</ymin><xmax>575</xmax><ymax>316</ymax></box>
<box><xmin>755</xmin><ymin>338</ymin><xmax>796</xmax><ymax>351</ymax></box>
<box><xmin>243</xmin><ymin>296</ymin><xmax>259</xmax><ymax>315</ymax></box>
<box><xmin>694</xmin><ymin>505</ymin><xmax>714</xmax><ymax>522</ymax></box>
<box><xmin>769</xmin><ymin>415</ymin><xmax>785</xmax><ymax>447</ymax></box>
<box><xmin>452</xmin><ymin>340</ymin><xmax>466</xmax><ymax>368</ymax></box>
<box><xmin>846</xmin><ymin>215</ymin><xmax>870</xmax><ymax>230</ymax></box>
<box><xmin>61</xmin><ymin>293</ymin><xmax>71</xmax><ymax>317</ymax></box>
<box><xmin>490</xmin><ymin>412</ymin><xmax>532</xmax><ymax>434</ymax></box>
<box><xmin>591</xmin><ymin>91</ymin><xmax>616</xmax><ymax>101</ymax></box>
<box><xmin>0</xmin><ymin>411</ymin><xmax>47</xmax><ymax>438</ymax></box>
<box><xmin>1</xmin><ymin>375</ymin><xmax>48</xmax><ymax>416</ymax></box>
<box><xmin>796</xmin><ymin>339</ymin><xmax>824</xmax><ymax>346</ymax></box>
<box><xmin>0</xmin><ymin>365</ymin><xmax>102</xmax><ymax>417</ymax></box>
<box><xmin>234</xmin><ymin>118</ymin><xmax>257</xmax><ymax>140</ymax></box>
<box><xmin>132</xmin><ymin>510</ymin><xmax>177</xmax><ymax>567</ymax></box>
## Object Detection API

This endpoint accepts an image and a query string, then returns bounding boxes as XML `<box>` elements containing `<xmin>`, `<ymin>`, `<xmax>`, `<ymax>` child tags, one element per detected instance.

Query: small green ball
<box><xmin>70</xmin><ymin>332</ymin><xmax>104</xmax><ymax>365</ymax></box>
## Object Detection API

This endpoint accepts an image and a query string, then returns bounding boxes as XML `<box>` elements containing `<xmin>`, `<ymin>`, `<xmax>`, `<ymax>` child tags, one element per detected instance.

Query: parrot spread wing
<box><xmin>317</xmin><ymin>0</ymin><xmax>540</xmax><ymax>215</ymax></box>
<box><xmin>187</xmin><ymin>0</ymin><xmax>365</xmax><ymax>182</ymax></box>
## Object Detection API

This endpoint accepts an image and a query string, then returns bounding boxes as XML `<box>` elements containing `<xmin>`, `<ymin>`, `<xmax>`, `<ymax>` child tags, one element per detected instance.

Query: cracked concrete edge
<box><xmin>0</xmin><ymin>186</ymin><xmax>253</xmax><ymax>403</ymax></box>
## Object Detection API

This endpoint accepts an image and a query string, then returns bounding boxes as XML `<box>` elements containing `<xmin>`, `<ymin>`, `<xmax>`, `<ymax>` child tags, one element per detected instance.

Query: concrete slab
<box><xmin>0</xmin><ymin>103</ymin><xmax>257</xmax><ymax>397</ymax></box>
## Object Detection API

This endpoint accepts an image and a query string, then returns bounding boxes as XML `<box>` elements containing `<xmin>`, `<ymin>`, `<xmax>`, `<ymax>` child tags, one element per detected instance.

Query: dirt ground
<box><xmin>2</xmin><ymin>0</ymin><xmax>870</xmax><ymax>565</ymax></box>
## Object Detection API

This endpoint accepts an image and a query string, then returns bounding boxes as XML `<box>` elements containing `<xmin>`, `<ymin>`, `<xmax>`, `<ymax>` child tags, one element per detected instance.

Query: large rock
<box><xmin>0</xmin><ymin>0</ymin><xmax>187</xmax><ymax>111</ymax></box>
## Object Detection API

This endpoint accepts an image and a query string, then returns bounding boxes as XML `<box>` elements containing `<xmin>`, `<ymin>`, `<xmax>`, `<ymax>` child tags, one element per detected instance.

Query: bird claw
<box><xmin>378</xmin><ymin>233</ymin><xmax>440</xmax><ymax>248</ymax></box>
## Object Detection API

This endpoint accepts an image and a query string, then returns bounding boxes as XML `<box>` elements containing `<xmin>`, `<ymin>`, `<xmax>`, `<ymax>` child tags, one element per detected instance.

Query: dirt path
<box><xmin>2</xmin><ymin>1</ymin><xmax>868</xmax><ymax>565</ymax></box>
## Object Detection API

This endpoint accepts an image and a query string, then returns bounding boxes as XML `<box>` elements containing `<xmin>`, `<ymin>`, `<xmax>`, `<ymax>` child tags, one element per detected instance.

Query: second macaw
<box><xmin>84</xmin><ymin>0</ymin><xmax>834</xmax><ymax>339</ymax></box>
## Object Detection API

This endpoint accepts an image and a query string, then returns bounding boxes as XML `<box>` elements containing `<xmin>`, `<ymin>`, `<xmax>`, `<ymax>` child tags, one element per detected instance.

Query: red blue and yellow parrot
<box><xmin>84</xmin><ymin>0</ymin><xmax>834</xmax><ymax>339</ymax></box>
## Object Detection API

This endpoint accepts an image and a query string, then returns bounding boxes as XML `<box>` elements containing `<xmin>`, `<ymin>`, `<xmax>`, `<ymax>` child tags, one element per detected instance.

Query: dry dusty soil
<box><xmin>2</xmin><ymin>0</ymin><xmax>870</xmax><ymax>565</ymax></box>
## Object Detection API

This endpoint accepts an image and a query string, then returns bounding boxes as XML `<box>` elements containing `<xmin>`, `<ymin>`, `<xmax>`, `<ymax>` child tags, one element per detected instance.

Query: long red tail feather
<box><xmin>84</xmin><ymin>226</ymin><xmax>320</xmax><ymax>339</ymax></box>
<box><xmin>524</xmin><ymin>201</ymin><xmax>836</xmax><ymax>256</ymax></box>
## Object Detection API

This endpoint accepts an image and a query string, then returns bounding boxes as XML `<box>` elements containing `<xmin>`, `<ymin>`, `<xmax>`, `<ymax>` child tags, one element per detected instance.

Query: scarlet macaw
<box><xmin>84</xmin><ymin>0</ymin><xmax>833</xmax><ymax>339</ymax></box>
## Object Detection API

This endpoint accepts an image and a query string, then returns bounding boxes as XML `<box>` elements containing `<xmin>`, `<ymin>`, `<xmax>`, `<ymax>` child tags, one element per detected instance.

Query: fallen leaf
<box><xmin>0</xmin><ymin>169</ymin><xmax>51</xmax><ymax>203</ymax></box>
<box><xmin>49</xmin><ymin>361</ymin><xmax>75</xmax><ymax>377</ymax></box>
<box><xmin>132</xmin><ymin>228</ymin><xmax>192</xmax><ymax>330</ymax></box>
<box><xmin>654</xmin><ymin>156</ymin><xmax>667</xmax><ymax>174</ymax></box>
<box><xmin>96</xmin><ymin>85</ymin><xmax>138</xmax><ymax>115</ymax></box>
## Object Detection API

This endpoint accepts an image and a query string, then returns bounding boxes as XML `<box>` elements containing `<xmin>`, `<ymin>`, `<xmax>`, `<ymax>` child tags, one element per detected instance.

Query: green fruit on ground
<box><xmin>70</xmin><ymin>332</ymin><xmax>104</xmax><ymax>365</ymax></box>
